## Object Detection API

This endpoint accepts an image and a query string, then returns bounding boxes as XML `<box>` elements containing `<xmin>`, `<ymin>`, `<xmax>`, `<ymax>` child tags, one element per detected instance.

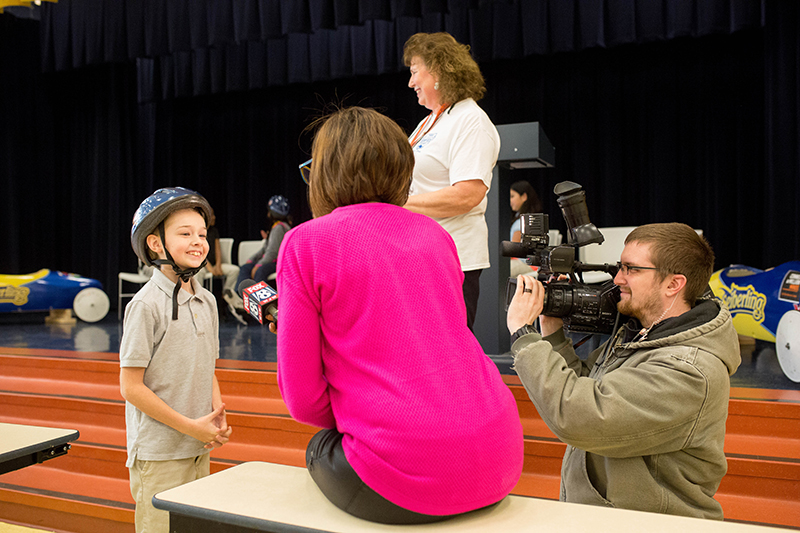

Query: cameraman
<box><xmin>506</xmin><ymin>223</ymin><xmax>741</xmax><ymax>520</ymax></box>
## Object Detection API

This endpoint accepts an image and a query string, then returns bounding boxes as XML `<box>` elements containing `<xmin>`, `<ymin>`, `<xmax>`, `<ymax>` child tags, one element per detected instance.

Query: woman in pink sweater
<box><xmin>276</xmin><ymin>107</ymin><xmax>523</xmax><ymax>524</ymax></box>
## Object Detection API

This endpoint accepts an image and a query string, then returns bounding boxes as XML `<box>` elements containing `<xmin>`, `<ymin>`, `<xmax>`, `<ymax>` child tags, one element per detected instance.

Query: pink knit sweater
<box><xmin>276</xmin><ymin>203</ymin><xmax>523</xmax><ymax>516</ymax></box>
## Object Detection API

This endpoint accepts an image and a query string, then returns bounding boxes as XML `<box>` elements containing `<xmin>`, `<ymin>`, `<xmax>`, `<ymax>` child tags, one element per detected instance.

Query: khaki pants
<box><xmin>129</xmin><ymin>454</ymin><xmax>210</xmax><ymax>533</ymax></box>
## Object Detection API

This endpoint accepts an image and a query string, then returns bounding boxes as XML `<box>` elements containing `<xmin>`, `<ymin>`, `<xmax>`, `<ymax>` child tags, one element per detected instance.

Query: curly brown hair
<box><xmin>403</xmin><ymin>32</ymin><xmax>486</xmax><ymax>104</ymax></box>
<box><xmin>307</xmin><ymin>107</ymin><xmax>414</xmax><ymax>218</ymax></box>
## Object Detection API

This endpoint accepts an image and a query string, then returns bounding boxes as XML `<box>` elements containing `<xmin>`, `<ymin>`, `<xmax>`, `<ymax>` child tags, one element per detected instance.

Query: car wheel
<box><xmin>73</xmin><ymin>287</ymin><xmax>110</xmax><ymax>323</ymax></box>
<box><xmin>775</xmin><ymin>310</ymin><xmax>800</xmax><ymax>383</ymax></box>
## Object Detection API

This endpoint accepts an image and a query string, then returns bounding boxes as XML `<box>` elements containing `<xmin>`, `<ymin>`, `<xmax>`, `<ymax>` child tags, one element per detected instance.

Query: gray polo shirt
<box><xmin>120</xmin><ymin>269</ymin><xmax>219</xmax><ymax>467</ymax></box>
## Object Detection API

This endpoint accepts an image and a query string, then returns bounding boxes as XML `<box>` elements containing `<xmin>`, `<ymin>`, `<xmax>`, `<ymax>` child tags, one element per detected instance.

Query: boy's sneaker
<box><xmin>223</xmin><ymin>289</ymin><xmax>248</xmax><ymax>326</ymax></box>
<box><xmin>230</xmin><ymin>308</ymin><xmax>248</xmax><ymax>326</ymax></box>
<box><xmin>223</xmin><ymin>288</ymin><xmax>243</xmax><ymax>309</ymax></box>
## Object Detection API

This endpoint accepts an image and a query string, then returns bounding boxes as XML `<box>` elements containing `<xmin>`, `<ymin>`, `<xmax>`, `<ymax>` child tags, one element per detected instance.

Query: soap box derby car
<box><xmin>0</xmin><ymin>269</ymin><xmax>110</xmax><ymax>323</ymax></box>
<box><xmin>709</xmin><ymin>261</ymin><xmax>800</xmax><ymax>383</ymax></box>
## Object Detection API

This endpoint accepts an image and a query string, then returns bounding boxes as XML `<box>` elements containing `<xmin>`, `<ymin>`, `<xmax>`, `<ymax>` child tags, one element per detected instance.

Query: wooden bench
<box><xmin>152</xmin><ymin>461</ymin><xmax>789</xmax><ymax>533</ymax></box>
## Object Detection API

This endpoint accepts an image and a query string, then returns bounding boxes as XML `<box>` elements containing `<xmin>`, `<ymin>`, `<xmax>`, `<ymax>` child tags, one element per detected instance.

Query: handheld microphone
<box><xmin>237</xmin><ymin>279</ymin><xmax>278</xmax><ymax>326</ymax></box>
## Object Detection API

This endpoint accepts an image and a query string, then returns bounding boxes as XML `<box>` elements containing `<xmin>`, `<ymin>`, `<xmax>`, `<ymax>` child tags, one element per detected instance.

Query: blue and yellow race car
<box><xmin>0</xmin><ymin>269</ymin><xmax>110</xmax><ymax>323</ymax></box>
<box><xmin>710</xmin><ymin>261</ymin><xmax>800</xmax><ymax>383</ymax></box>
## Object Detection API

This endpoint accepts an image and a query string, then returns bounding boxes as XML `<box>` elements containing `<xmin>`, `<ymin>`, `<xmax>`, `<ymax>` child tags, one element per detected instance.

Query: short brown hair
<box><xmin>625</xmin><ymin>223</ymin><xmax>714</xmax><ymax>306</ymax></box>
<box><xmin>307</xmin><ymin>107</ymin><xmax>414</xmax><ymax>218</ymax></box>
<box><xmin>403</xmin><ymin>32</ymin><xmax>486</xmax><ymax>104</ymax></box>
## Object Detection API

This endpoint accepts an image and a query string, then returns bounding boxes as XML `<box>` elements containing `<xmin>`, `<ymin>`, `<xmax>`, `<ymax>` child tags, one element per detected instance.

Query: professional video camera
<box><xmin>502</xmin><ymin>181</ymin><xmax>622</xmax><ymax>335</ymax></box>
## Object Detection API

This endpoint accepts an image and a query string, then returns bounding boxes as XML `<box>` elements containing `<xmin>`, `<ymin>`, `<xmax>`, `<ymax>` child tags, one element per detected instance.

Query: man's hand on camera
<box><xmin>507</xmin><ymin>275</ymin><xmax>544</xmax><ymax>334</ymax></box>
<box><xmin>539</xmin><ymin>274</ymin><xmax>567</xmax><ymax>337</ymax></box>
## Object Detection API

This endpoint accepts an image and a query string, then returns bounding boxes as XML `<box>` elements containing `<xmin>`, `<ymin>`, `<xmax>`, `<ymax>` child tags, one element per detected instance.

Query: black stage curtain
<box><xmin>2</xmin><ymin>1</ymin><xmax>798</xmax><ymax>313</ymax></box>
<box><xmin>40</xmin><ymin>0</ymin><xmax>764</xmax><ymax>101</ymax></box>
<box><xmin>1</xmin><ymin>15</ymin><xmax>141</xmax><ymax>299</ymax></box>
<box><xmin>763</xmin><ymin>1</ymin><xmax>800</xmax><ymax>266</ymax></box>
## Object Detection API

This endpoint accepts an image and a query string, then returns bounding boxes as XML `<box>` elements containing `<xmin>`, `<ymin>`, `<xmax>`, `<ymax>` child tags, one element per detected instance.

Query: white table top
<box><xmin>154</xmin><ymin>461</ymin><xmax>790</xmax><ymax>533</ymax></box>
<box><xmin>0</xmin><ymin>422</ymin><xmax>79</xmax><ymax>462</ymax></box>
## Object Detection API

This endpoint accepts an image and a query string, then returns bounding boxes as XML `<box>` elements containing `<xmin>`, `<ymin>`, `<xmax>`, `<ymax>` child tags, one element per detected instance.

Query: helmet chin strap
<box><xmin>152</xmin><ymin>221</ymin><xmax>208</xmax><ymax>320</ymax></box>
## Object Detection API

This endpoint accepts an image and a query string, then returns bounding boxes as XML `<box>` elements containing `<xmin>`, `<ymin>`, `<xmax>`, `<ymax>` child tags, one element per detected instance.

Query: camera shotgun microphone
<box><xmin>237</xmin><ymin>279</ymin><xmax>278</xmax><ymax>326</ymax></box>
<box><xmin>501</xmin><ymin>241</ymin><xmax>529</xmax><ymax>259</ymax></box>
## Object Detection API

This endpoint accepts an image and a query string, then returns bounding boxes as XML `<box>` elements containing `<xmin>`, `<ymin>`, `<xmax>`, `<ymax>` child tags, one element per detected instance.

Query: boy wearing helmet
<box><xmin>120</xmin><ymin>187</ymin><xmax>232</xmax><ymax>533</ymax></box>
<box><xmin>227</xmin><ymin>195</ymin><xmax>291</xmax><ymax>314</ymax></box>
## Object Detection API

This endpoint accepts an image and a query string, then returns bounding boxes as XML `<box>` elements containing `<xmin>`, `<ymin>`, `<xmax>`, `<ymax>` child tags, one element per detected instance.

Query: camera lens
<box><xmin>542</xmin><ymin>281</ymin><xmax>621</xmax><ymax>335</ymax></box>
<box><xmin>542</xmin><ymin>283</ymin><xmax>574</xmax><ymax>317</ymax></box>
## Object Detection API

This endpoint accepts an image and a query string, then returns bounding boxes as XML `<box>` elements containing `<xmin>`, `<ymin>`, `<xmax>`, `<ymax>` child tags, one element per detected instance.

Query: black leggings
<box><xmin>306</xmin><ymin>429</ymin><xmax>454</xmax><ymax>525</ymax></box>
<box><xmin>463</xmin><ymin>269</ymin><xmax>482</xmax><ymax>331</ymax></box>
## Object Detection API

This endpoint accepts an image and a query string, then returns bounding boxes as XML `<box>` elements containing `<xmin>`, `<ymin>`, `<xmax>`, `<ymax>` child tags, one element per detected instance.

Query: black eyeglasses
<box><xmin>617</xmin><ymin>262</ymin><xmax>660</xmax><ymax>275</ymax></box>
<box><xmin>298</xmin><ymin>158</ymin><xmax>312</xmax><ymax>184</ymax></box>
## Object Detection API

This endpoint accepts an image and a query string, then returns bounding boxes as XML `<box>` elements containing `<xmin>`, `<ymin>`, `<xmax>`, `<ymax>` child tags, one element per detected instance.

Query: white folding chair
<box><xmin>199</xmin><ymin>237</ymin><xmax>237</xmax><ymax>292</ymax></box>
<box><xmin>118</xmin><ymin>260</ymin><xmax>152</xmax><ymax>320</ymax></box>
<box><xmin>238</xmin><ymin>240</ymin><xmax>264</xmax><ymax>266</ymax></box>
<box><xmin>219</xmin><ymin>237</ymin><xmax>234</xmax><ymax>264</ymax></box>
<box><xmin>577</xmin><ymin>226</ymin><xmax>636</xmax><ymax>283</ymax></box>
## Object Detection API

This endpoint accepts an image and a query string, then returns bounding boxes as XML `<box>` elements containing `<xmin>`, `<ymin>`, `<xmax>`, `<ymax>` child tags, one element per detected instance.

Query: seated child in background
<box><xmin>226</xmin><ymin>195</ymin><xmax>291</xmax><ymax>318</ymax></box>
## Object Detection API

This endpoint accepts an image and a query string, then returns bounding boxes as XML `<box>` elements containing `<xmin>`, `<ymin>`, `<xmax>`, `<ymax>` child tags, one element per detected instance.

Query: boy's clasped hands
<box><xmin>196</xmin><ymin>403</ymin><xmax>232</xmax><ymax>449</ymax></box>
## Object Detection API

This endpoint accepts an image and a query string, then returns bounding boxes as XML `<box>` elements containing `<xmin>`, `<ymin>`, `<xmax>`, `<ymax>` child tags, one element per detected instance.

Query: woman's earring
<box><xmin>434</xmin><ymin>82</ymin><xmax>439</xmax><ymax>90</ymax></box>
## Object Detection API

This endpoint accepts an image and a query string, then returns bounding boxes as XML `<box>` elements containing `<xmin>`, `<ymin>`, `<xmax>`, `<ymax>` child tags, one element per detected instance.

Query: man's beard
<box><xmin>617</xmin><ymin>290</ymin><xmax>663</xmax><ymax>326</ymax></box>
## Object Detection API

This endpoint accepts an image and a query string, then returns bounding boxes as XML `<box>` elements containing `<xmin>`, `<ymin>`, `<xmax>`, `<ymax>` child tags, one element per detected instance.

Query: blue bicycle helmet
<box><xmin>131</xmin><ymin>187</ymin><xmax>213</xmax><ymax>319</ymax></box>
<box><xmin>268</xmin><ymin>195</ymin><xmax>290</xmax><ymax>218</ymax></box>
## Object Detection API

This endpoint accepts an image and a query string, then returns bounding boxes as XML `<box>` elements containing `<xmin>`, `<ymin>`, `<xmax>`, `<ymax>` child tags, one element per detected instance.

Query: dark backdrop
<box><xmin>1</xmin><ymin>1</ymin><xmax>798</xmax><ymax>312</ymax></box>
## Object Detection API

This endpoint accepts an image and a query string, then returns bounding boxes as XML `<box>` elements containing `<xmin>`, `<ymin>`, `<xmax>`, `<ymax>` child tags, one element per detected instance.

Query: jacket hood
<box><xmin>619</xmin><ymin>299</ymin><xmax>741</xmax><ymax>376</ymax></box>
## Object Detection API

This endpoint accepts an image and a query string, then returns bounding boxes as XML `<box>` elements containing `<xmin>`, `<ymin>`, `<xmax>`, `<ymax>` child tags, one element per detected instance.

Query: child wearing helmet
<box><xmin>120</xmin><ymin>187</ymin><xmax>232</xmax><ymax>533</ymax></box>
<box><xmin>227</xmin><ymin>195</ymin><xmax>291</xmax><ymax>316</ymax></box>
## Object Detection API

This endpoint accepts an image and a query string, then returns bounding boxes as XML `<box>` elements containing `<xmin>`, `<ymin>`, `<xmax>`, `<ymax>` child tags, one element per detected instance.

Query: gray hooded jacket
<box><xmin>511</xmin><ymin>299</ymin><xmax>741</xmax><ymax>519</ymax></box>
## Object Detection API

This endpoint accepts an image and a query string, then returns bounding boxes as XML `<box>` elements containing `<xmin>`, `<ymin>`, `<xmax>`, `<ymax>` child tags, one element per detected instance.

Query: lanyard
<box><xmin>409</xmin><ymin>104</ymin><xmax>448</xmax><ymax>148</ymax></box>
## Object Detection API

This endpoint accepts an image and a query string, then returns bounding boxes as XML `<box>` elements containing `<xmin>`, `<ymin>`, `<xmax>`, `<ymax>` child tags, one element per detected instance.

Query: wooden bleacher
<box><xmin>0</xmin><ymin>348</ymin><xmax>798</xmax><ymax>533</ymax></box>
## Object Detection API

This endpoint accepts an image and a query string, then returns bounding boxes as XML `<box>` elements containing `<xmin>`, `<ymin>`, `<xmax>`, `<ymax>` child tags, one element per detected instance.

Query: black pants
<box><xmin>306</xmin><ymin>429</ymin><xmax>454</xmax><ymax>525</ymax></box>
<box><xmin>463</xmin><ymin>269</ymin><xmax>482</xmax><ymax>331</ymax></box>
